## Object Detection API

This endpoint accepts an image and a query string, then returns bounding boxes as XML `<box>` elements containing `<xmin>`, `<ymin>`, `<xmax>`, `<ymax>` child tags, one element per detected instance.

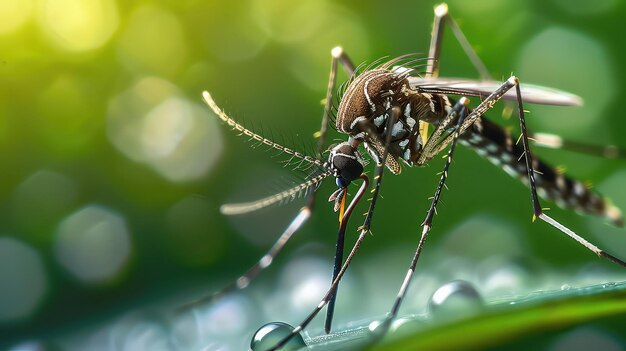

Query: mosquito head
<box><xmin>336</xmin><ymin>69</ymin><xmax>411</xmax><ymax>137</ymax></box>
<box><xmin>326</xmin><ymin>141</ymin><xmax>364</xmax><ymax>187</ymax></box>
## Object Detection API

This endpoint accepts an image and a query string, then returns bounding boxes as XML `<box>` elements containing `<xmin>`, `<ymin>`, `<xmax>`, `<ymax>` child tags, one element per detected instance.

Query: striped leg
<box><xmin>383</xmin><ymin>77</ymin><xmax>626</xmax><ymax>337</ymax></box>
<box><xmin>380</xmin><ymin>97</ymin><xmax>470</xmax><ymax>332</ymax></box>
<box><xmin>505</xmin><ymin>81</ymin><xmax>626</xmax><ymax>267</ymax></box>
<box><xmin>438</xmin><ymin>77</ymin><xmax>626</xmax><ymax>265</ymax></box>
<box><xmin>416</xmin><ymin>98</ymin><xmax>471</xmax><ymax>166</ymax></box>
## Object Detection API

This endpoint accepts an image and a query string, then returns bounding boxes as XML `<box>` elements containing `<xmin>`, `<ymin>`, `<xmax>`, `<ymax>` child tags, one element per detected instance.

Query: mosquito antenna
<box><xmin>221</xmin><ymin>171</ymin><xmax>331</xmax><ymax>215</ymax></box>
<box><xmin>203</xmin><ymin>91</ymin><xmax>325</xmax><ymax>169</ymax></box>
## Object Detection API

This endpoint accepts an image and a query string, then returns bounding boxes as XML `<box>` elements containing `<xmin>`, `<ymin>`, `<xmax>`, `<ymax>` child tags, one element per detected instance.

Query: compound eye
<box><xmin>330</xmin><ymin>143</ymin><xmax>364</xmax><ymax>186</ymax></box>
<box><xmin>336</xmin><ymin>177</ymin><xmax>348</xmax><ymax>188</ymax></box>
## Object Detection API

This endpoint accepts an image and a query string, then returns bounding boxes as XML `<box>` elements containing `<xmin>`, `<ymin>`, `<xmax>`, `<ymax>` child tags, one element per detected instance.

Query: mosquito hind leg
<box><xmin>507</xmin><ymin>79</ymin><xmax>626</xmax><ymax>267</ymax></box>
<box><xmin>426</xmin><ymin>3</ymin><xmax>491</xmax><ymax>80</ymax></box>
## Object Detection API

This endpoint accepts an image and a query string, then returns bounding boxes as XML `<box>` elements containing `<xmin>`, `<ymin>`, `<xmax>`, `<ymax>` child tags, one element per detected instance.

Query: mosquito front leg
<box><xmin>324</xmin><ymin>105</ymin><xmax>402</xmax><ymax>332</ymax></box>
<box><xmin>268</xmin><ymin>175</ymin><xmax>370</xmax><ymax>351</ymax></box>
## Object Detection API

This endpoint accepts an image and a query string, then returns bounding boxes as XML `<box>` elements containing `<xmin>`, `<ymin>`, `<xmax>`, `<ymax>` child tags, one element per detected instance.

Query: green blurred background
<box><xmin>1</xmin><ymin>0</ymin><xmax>626</xmax><ymax>349</ymax></box>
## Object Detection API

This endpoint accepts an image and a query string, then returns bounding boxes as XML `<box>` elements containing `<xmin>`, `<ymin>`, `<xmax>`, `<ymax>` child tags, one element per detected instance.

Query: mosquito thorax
<box><xmin>326</xmin><ymin>141</ymin><xmax>364</xmax><ymax>187</ymax></box>
<box><xmin>336</xmin><ymin>69</ymin><xmax>412</xmax><ymax>138</ymax></box>
<box><xmin>336</xmin><ymin>67</ymin><xmax>443</xmax><ymax>170</ymax></box>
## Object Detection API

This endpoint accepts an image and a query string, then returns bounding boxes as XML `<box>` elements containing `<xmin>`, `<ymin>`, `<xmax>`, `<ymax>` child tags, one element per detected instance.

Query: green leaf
<box><xmin>302</xmin><ymin>281</ymin><xmax>626</xmax><ymax>350</ymax></box>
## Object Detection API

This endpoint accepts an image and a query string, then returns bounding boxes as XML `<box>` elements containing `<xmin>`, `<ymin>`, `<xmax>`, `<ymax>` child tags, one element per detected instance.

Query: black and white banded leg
<box><xmin>379</xmin><ymin>97</ymin><xmax>470</xmax><ymax>333</ymax></box>
<box><xmin>435</xmin><ymin>77</ymin><xmax>626</xmax><ymax>267</ymax></box>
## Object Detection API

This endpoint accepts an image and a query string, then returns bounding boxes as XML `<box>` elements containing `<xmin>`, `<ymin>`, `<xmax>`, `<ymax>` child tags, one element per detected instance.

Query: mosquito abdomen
<box><xmin>461</xmin><ymin>117</ymin><xmax>624</xmax><ymax>227</ymax></box>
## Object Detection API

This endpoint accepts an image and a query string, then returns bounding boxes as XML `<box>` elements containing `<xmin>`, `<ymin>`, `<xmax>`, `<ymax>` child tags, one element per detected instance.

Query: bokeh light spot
<box><xmin>285</xmin><ymin>2</ymin><xmax>369</xmax><ymax>91</ymax></box>
<box><xmin>117</xmin><ymin>5</ymin><xmax>188</xmax><ymax>76</ymax></box>
<box><xmin>55</xmin><ymin>205</ymin><xmax>131</xmax><ymax>283</ymax></box>
<box><xmin>0</xmin><ymin>237</ymin><xmax>47</xmax><ymax>322</ymax></box>
<box><xmin>203</xmin><ymin>3</ymin><xmax>268</xmax><ymax>63</ymax></box>
<box><xmin>107</xmin><ymin>77</ymin><xmax>223</xmax><ymax>182</ymax></box>
<box><xmin>0</xmin><ymin>0</ymin><xmax>33</xmax><ymax>35</ymax></box>
<box><xmin>517</xmin><ymin>27</ymin><xmax>615</xmax><ymax>136</ymax></box>
<box><xmin>251</xmin><ymin>0</ymin><xmax>326</xmax><ymax>44</ymax></box>
<box><xmin>38</xmin><ymin>0</ymin><xmax>119</xmax><ymax>52</ymax></box>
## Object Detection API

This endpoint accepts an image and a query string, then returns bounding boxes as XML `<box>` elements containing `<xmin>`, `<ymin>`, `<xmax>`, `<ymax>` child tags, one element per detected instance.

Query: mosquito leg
<box><xmin>184</xmin><ymin>93</ymin><xmax>330</xmax><ymax>311</ymax></box>
<box><xmin>319</xmin><ymin>47</ymin><xmax>358</xmax><ymax>333</ymax></box>
<box><xmin>416</xmin><ymin>98</ymin><xmax>468</xmax><ymax>165</ymax></box>
<box><xmin>324</xmin><ymin>106</ymin><xmax>401</xmax><ymax>332</ymax></box>
<box><xmin>325</xmin><ymin>188</ymin><xmax>347</xmax><ymax>334</ymax></box>
<box><xmin>318</xmin><ymin>47</ymin><xmax>356</xmax><ymax>151</ymax></box>
<box><xmin>421</xmin><ymin>77</ymin><xmax>626</xmax><ymax>266</ymax></box>
<box><xmin>269</xmin><ymin>174</ymin><xmax>370</xmax><ymax>351</ymax></box>
<box><xmin>425</xmin><ymin>3</ymin><xmax>491</xmax><ymax>80</ymax></box>
<box><xmin>375</xmin><ymin>98</ymin><xmax>471</xmax><ymax>335</ymax></box>
<box><xmin>178</xmin><ymin>206</ymin><xmax>314</xmax><ymax>311</ymax></box>
<box><xmin>424</xmin><ymin>3</ymin><xmax>445</xmax><ymax>78</ymax></box>
<box><xmin>508</xmin><ymin>80</ymin><xmax>626</xmax><ymax>267</ymax></box>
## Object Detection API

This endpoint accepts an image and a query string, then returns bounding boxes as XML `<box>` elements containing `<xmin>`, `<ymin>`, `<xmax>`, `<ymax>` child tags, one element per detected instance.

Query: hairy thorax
<box><xmin>336</xmin><ymin>69</ymin><xmax>450</xmax><ymax>168</ymax></box>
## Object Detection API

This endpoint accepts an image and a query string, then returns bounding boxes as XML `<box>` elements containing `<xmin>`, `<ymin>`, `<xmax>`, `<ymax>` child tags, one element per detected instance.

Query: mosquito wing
<box><xmin>408</xmin><ymin>77</ymin><xmax>583</xmax><ymax>106</ymax></box>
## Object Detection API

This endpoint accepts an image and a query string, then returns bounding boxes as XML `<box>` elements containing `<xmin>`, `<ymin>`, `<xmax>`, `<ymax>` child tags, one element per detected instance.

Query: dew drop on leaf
<box><xmin>250</xmin><ymin>322</ymin><xmax>306</xmax><ymax>351</ymax></box>
<box><xmin>428</xmin><ymin>280</ymin><xmax>483</xmax><ymax>320</ymax></box>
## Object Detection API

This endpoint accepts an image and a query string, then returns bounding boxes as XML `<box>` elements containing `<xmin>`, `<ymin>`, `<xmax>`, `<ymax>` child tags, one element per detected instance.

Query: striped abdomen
<box><xmin>460</xmin><ymin>117</ymin><xmax>624</xmax><ymax>227</ymax></box>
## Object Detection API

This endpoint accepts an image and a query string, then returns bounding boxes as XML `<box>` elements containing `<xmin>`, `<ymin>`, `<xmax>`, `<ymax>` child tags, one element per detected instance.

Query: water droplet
<box><xmin>428</xmin><ymin>280</ymin><xmax>483</xmax><ymax>320</ymax></box>
<box><xmin>390</xmin><ymin>316</ymin><xmax>423</xmax><ymax>334</ymax></box>
<box><xmin>250</xmin><ymin>322</ymin><xmax>305</xmax><ymax>351</ymax></box>
<box><xmin>368</xmin><ymin>319</ymin><xmax>382</xmax><ymax>332</ymax></box>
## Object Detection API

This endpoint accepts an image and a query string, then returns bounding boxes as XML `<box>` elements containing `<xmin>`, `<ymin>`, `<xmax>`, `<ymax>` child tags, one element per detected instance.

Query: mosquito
<box><xmin>194</xmin><ymin>3</ymin><xmax>625</xmax><ymax>350</ymax></box>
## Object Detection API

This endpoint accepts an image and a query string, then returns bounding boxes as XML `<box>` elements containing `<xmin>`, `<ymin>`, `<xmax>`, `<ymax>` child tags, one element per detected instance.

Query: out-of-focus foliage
<box><xmin>1</xmin><ymin>0</ymin><xmax>626</xmax><ymax>350</ymax></box>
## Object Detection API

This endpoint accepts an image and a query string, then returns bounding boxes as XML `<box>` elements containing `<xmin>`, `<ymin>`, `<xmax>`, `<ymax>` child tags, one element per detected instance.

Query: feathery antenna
<box><xmin>202</xmin><ymin>91</ymin><xmax>326</xmax><ymax>169</ymax></box>
<box><xmin>221</xmin><ymin>171</ymin><xmax>332</xmax><ymax>215</ymax></box>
